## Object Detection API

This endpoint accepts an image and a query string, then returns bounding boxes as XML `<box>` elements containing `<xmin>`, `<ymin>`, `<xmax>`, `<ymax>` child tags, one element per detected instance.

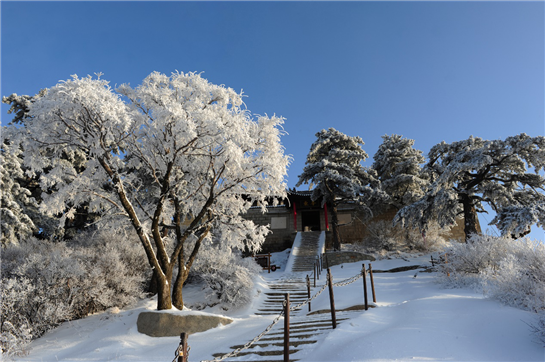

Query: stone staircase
<box><xmin>290</xmin><ymin>232</ymin><xmax>322</xmax><ymax>273</ymax></box>
<box><xmin>211</xmin><ymin>277</ymin><xmax>346</xmax><ymax>362</ymax></box>
<box><xmin>209</xmin><ymin>232</ymin><xmax>335</xmax><ymax>362</ymax></box>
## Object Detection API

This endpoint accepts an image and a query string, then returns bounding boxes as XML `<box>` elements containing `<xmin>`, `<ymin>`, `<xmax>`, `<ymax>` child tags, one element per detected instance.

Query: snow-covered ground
<box><xmin>16</xmin><ymin>251</ymin><xmax>543</xmax><ymax>362</ymax></box>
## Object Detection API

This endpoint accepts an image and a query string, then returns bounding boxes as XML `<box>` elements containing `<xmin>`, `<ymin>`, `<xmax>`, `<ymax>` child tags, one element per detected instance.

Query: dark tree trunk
<box><xmin>172</xmin><ymin>254</ymin><xmax>187</xmax><ymax>310</ymax></box>
<box><xmin>461</xmin><ymin>193</ymin><xmax>479</xmax><ymax>242</ymax></box>
<box><xmin>147</xmin><ymin>270</ymin><xmax>159</xmax><ymax>295</ymax></box>
<box><xmin>331</xmin><ymin>204</ymin><xmax>341</xmax><ymax>251</ymax></box>
<box><xmin>98</xmin><ymin>155</ymin><xmax>173</xmax><ymax>310</ymax></box>
<box><xmin>155</xmin><ymin>273</ymin><xmax>173</xmax><ymax>310</ymax></box>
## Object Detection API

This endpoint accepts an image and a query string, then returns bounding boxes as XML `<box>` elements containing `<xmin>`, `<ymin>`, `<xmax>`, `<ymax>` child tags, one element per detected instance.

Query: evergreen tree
<box><xmin>297</xmin><ymin>128</ymin><xmax>380</xmax><ymax>250</ymax></box>
<box><xmin>395</xmin><ymin>134</ymin><xmax>545</xmax><ymax>241</ymax></box>
<box><xmin>2</xmin><ymin>90</ymin><xmax>94</xmax><ymax>241</ymax></box>
<box><xmin>1</xmin><ymin>141</ymin><xmax>37</xmax><ymax>245</ymax></box>
<box><xmin>372</xmin><ymin>134</ymin><xmax>428</xmax><ymax>210</ymax></box>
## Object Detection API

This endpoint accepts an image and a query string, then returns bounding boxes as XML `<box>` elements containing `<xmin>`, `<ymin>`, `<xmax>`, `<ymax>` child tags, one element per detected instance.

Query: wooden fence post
<box><xmin>327</xmin><ymin>268</ymin><xmax>337</xmax><ymax>329</ymax></box>
<box><xmin>362</xmin><ymin>264</ymin><xmax>368</xmax><ymax>311</ymax></box>
<box><xmin>178</xmin><ymin>333</ymin><xmax>188</xmax><ymax>362</ymax></box>
<box><xmin>320</xmin><ymin>254</ymin><xmax>324</xmax><ymax>273</ymax></box>
<box><xmin>284</xmin><ymin>293</ymin><xmax>290</xmax><ymax>362</ymax></box>
<box><xmin>368</xmin><ymin>263</ymin><xmax>377</xmax><ymax>303</ymax></box>
<box><xmin>306</xmin><ymin>275</ymin><xmax>311</xmax><ymax>312</ymax></box>
<box><xmin>313</xmin><ymin>264</ymin><xmax>316</xmax><ymax>287</ymax></box>
<box><xmin>316</xmin><ymin>259</ymin><xmax>319</xmax><ymax>280</ymax></box>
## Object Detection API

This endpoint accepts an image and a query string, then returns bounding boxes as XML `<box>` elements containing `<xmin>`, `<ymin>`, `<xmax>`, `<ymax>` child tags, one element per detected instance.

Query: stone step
<box><xmin>288</xmin><ymin>317</ymin><xmax>348</xmax><ymax>326</ymax></box>
<box><xmin>230</xmin><ymin>339</ymin><xmax>316</xmax><ymax>350</ymax></box>
<box><xmin>213</xmin><ymin>349</ymin><xmax>300</xmax><ymax>358</ymax></box>
<box><xmin>259</xmin><ymin>333</ymin><xmax>314</xmax><ymax>342</ymax></box>
<box><xmin>220</xmin><ymin>360</ymin><xmax>298</xmax><ymax>362</ymax></box>
<box><xmin>266</xmin><ymin>327</ymin><xmax>332</xmax><ymax>336</ymax></box>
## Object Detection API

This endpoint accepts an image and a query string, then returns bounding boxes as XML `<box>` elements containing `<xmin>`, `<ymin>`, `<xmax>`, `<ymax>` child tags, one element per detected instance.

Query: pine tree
<box><xmin>0</xmin><ymin>141</ymin><xmax>37</xmax><ymax>245</ymax></box>
<box><xmin>297</xmin><ymin>128</ymin><xmax>379</xmax><ymax>250</ymax></box>
<box><xmin>372</xmin><ymin>134</ymin><xmax>428</xmax><ymax>210</ymax></box>
<box><xmin>395</xmin><ymin>134</ymin><xmax>545</xmax><ymax>241</ymax></box>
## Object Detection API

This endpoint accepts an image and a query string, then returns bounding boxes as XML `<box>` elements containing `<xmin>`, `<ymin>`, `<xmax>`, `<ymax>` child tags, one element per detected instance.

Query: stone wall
<box><xmin>245</xmin><ymin>203</ymin><xmax>480</xmax><ymax>253</ymax></box>
<box><xmin>323</xmin><ymin>251</ymin><xmax>375</xmax><ymax>268</ymax></box>
<box><xmin>335</xmin><ymin>207</ymin><xmax>473</xmax><ymax>245</ymax></box>
<box><xmin>244</xmin><ymin>207</ymin><xmax>296</xmax><ymax>252</ymax></box>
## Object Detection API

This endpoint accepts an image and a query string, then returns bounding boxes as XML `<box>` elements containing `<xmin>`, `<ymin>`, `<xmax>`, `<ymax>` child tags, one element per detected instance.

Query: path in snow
<box><xmin>210</xmin><ymin>235</ymin><xmax>363</xmax><ymax>362</ymax></box>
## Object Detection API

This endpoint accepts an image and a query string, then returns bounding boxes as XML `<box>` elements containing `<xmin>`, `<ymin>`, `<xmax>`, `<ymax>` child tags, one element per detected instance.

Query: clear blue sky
<box><xmin>1</xmin><ymin>1</ymin><xmax>544</xmax><ymax>238</ymax></box>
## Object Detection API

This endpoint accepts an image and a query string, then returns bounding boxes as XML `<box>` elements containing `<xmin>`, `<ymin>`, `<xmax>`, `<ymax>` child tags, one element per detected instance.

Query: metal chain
<box><xmin>198</xmin><ymin>269</ymin><xmax>365</xmax><ymax>362</ymax></box>
<box><xmin>290</xmin><ymin>283</ymin><xmax>328</xmax><ymax>311</ymax></box>
<box><xmin>172</xmin><ymin>345</ymin><xmax>183</xmax><ymax>362</ymax></box>
<box><xmin>172</xmin><ymin>344</ymin><xmax>190</xmax><ymax>362</ymax></box>
<box><xmin>200</xmin><ymin>301</ymin><xmax>287</xmax><ymax>362</ymax></box>
<box><xmin>332</xmin><ymin>272</ymin><xmax>363</xmax><ymax>287</ymax></box>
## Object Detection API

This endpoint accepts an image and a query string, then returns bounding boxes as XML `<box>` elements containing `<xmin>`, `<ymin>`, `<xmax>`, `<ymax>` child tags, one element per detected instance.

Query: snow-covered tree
<box><xmin>395</xmin><ymin>134</ymin><xmax>545</xmax><ymax>241</ymax></box>
<box><xmin>2</xmin><ymin>90</ymin><xmax>93</xmax><ymax>241</ymax></box>
<box><xmin>2</xmin><ymin>90</ymin><xmax>47</xmax><ymax>126</ymax></box>
<box><xmin>5</xmin><ymin>71</ymin><xmax>290</xmax><ymax>310</ymax></box>
<box><xmin>372</xmin><ymin>134</ymin><xmax>428</xmax><ymax>210</ymax></box>
<box><xmin>491</xmin><ymin>204</ymin><xmax>545</xmax><ymax>239</ymax></box>
<box><xmin>1</xmin><ymin>92</ymin><xmax>47</xmax><ymax>245</ymax></box>
<box><xmin>1</xmin><ymin>141</ymin><xmax>37</xmax><ymax>245</ymax></box>
<box><xmin>296</xmin><ymin>128</ymin><xmax>380</xmax><ymax>250</ymax></box>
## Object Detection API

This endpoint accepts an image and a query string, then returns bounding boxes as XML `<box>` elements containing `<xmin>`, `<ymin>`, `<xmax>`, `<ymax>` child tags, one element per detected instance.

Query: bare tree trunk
<box><xmin>98</xmin><ymin>155</ymin><xmax>172</xmax><ymax>310</ymax></box>
<box><xmin>156</xmin><ymin>274</ymin><xmax>173</xmax><ymax>310</ymax></box>
<box><xmin>461</xmin><ymin>193</ymin><xmax>479</xmax><ymax>242</ymax></box>
<box><xmin>147</xmin><ymin>270</ymin><xmax>159</xmax><ymax>295</ymax></box>
<box><xmin>331</xmin><ymin>204</ymin><xmax>341</xmax><ymax>251</ymax></box>
<box><xmin>172</xmin><ymin>259</ymin><xmax>186</xmax><ymax>310</ymax></box>
<box><xmin>172</xmin><ymin>224</ymin><xmax>212</xmax><ymax>309</ymax></box>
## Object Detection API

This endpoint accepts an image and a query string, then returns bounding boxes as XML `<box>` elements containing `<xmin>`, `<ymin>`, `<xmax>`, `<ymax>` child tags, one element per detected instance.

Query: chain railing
<box><xmin>180</xmin><ymin>262</ymin><xmax>377</xmax><ymax>362</ymax></box>
<box><xmin>290</xmin><ymin>283</ymin><xmax>328</xmax><ymax>312</ymax></box>
<box><xmin>200</xmin><ymin>301</ymin><xmax>287</xmax><ymax>362</ymax></box>
<box><xmin>332</xmin><ymin>271</ymin><xmax>363</xmax><ymax>287</ymax></box>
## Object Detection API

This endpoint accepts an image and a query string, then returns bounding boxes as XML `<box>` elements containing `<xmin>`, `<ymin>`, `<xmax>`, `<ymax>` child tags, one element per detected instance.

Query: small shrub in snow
<box><xmin>362</xmin><ymin>220</ymin><xmax>448</xmax><ymax>256</ymax></box>
<box><xmin>480</xmin><ymin>238</ymin><xmax>545</xmax><ymax>312</ymax></box>
<box><xmin>530</xmin><ymin>312</ymin><xmax>545</xmax><ymax>347</ymax></box>
<box><xmin>363</xmin><ymin>220</ymin><xmax>401</xmax><ymax>252</ymax></box>
<box><xmin>438</xmin><ymin>234</ymin><xmax>509</xmax><ymax>288</ymax></box>
<box><xmin>439</xmin><ymin>233</ymin><xmax>545</xmax><ymax>310</ymax></box>
<box><xmin>438</xmin><ymin>233</ymin><xmax>545</xmax><ymax>342</ymax></box>
<box><xmin>188</xmin><ymin>242</ymin><xmax>261</xmax><ymax>310</ymax></box>
<box><xmin>0</xmin><ymin>230</ymin><xmax>148</xmax><ymax>357</ymax></box>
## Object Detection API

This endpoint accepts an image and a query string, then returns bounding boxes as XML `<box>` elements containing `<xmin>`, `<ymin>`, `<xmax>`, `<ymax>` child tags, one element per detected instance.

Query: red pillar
<box><xmin>324</xmin><ymin>203</ymin><xmax>329</xmax><ymax>231</ymax></box>
<box><xmin>293</xmin><ymin>202</ymin><xmax>297</xmax><ymax>232</ymax></box>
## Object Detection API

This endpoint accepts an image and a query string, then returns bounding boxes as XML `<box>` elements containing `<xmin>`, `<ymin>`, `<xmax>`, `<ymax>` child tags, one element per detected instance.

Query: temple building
<box><xmin>244</xmin><ymin>190</ymin><xmax>475</xmax><ymax>252</ymax></box>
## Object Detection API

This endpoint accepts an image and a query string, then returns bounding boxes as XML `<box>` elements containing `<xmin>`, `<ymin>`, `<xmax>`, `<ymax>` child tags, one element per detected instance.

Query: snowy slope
<box><xmin>15</xmin><ymin>253</ymin><xmax>543</xmax><ymax>362</ymax></box>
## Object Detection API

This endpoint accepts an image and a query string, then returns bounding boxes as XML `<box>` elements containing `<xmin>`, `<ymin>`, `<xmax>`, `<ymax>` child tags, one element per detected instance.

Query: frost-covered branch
<box><xmin>396</xmin><ymin>134</ymin><xmax>545</xmax><ymax>241</ymax></box>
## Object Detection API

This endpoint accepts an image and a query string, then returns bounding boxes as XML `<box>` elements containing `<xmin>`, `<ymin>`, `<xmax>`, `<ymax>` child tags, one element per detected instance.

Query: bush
<box><xmin>437</xmin><ymin>233</ymin><xmax>510</xmax><ymax>288</ymax></box>
<box><xmin>187</xmin><ymin>241</ymin><xmax>261</xmax><ymax>311</ymax></box>
<box><xmin>0</xmin><ymin>230</ymin><xmax>148</xmax><ymax>357</ymax></box>
<box><xmin>438</xmin><ymin>233</ymin><xmax>545</xmax><ymax>344</ymax></box>
<box><xmin>439</xmin><ymin>234</ymin><xmax>545</xmax><ymax>312</ymax></box>
<box><xmin>480</xmin><ymin>238</ymin><xmax>545</xmax><ymax>312</ymax></box>
<box><xmin>361</xmin><ymin>220</ymin><xmax>448</xmax><ymax>255</ymax></box>
<box><xmin>363</xmin><ymin>220</ymin><xmax>401</xmax><ymax>252</ymax></box>
<box><xmin>530</xmin><ymin>312</ymin><xmax>545</xmax><ymax>347</ymax></box>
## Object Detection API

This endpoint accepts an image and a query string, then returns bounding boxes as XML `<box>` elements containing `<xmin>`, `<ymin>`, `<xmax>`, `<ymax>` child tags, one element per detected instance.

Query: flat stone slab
<box><xmin>137</xmin><ymin>311</ymin><xmax>233</xmax><ymax>337</ymax></box>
